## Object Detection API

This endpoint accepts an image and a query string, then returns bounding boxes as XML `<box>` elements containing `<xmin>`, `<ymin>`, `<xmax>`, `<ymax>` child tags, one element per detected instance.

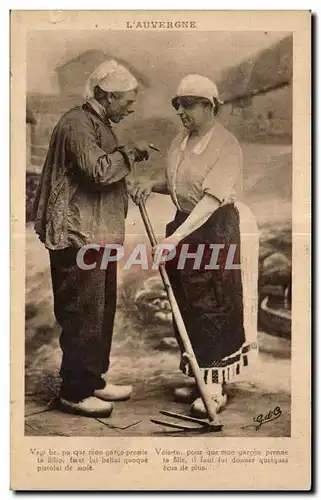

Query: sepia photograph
<box><xmin>10</xmin><ymin>10</ymin><xmax>311</xmax><ymax>491</ymax></box>
<box><xmin>25</xmin><ymin>28</ymin><xmax>292</xmax><ymax>438</ymax></box>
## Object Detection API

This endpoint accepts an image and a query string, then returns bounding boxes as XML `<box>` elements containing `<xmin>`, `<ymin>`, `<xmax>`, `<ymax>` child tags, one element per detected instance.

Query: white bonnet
<box><xmin>84</xmin><ymin>59</ymin><xmax>138</xmax><ymax>99</ymax></box>
<box><xmin>172</xmin><ymin>74</ymin><xmax>223</xmax><ymax>108</ymax></box>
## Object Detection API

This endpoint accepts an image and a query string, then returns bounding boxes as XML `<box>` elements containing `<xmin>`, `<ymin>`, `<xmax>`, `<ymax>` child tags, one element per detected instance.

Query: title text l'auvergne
<box><xmin>126</xmin><ymin>21</ymin><xmax>197</xmax><ymax>29</ymax></box>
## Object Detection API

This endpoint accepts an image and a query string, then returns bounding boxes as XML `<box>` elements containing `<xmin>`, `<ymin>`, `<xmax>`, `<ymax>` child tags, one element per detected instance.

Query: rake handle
<box><xmin>138</xmin><ymin>200</ymin><xmax>219</xmax><ymax>424</ymax></box>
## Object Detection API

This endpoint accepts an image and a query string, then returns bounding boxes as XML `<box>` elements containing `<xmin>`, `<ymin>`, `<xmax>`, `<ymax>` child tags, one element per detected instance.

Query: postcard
<box><xmin>10</xmin><ymin>10</ymin><xmax>311</xmax><ymax>490</ymax></box>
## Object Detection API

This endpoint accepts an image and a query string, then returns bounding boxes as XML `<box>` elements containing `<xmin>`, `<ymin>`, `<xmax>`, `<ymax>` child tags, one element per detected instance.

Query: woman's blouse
<box><xmin>166</xmin><ymin>121</ymin><xmax>243</xmax><ymax>213</ymax></box>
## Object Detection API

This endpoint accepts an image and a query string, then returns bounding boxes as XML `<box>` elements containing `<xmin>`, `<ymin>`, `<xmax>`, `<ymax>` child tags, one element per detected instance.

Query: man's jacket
<box><xmin>34</xmin><ymin>101</ymin><xmax>131</xmax><ymax>250</ymax></box>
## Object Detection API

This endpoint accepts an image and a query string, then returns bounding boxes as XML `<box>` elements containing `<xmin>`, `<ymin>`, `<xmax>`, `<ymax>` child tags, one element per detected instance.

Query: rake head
<box><xmin>151</xmin><ymin>410</ymin><xmax>223</xmax><ymax>433</ymax></box>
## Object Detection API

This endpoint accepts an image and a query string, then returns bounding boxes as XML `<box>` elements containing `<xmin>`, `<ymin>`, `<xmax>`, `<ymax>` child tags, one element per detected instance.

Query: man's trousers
<box><xmin>49</xmin><ymin>247</ymin><xmax>117</xmax><ymax>402</ymax></box>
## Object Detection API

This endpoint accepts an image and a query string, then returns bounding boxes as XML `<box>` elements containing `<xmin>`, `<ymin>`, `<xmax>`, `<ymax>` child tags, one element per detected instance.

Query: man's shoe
<box><xmin>94</xmin><ymin>383</ymin><xmax>133</xmax><ymax>402</ymax></box>
<box><xmin>190</xmin><ymin>393</ymin><xmax>227</xmax><ymax>419</ymax></box>
<box><xmin>173</xmin><ymin>386</ymin><xmax>199</xmax><ymax>403</ymax></box>
<box><xmin>59</xmin><ymin>396</ymin><xmax>114</xmax><ymax>418</ymax></box>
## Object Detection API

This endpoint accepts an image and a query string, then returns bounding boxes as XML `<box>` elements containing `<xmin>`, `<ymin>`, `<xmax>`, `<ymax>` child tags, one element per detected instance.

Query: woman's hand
<box><xmin>130</xmin><ymin>181</ymin><xmax>155</xmax><ymax>205</ymax></box>
<box><xmin>152</xmin><ymin>234</ymin><xmax>182</xmax><ymax>265</ymax></box>
<box><xmin>221</xmin><ymin>190</ymin><xmax>237</xmax><ymax>206</ymax></box>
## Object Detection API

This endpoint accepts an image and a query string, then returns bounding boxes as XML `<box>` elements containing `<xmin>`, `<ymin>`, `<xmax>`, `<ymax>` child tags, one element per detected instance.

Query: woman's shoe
<box><xmin>190</xmin><ymin>393</ymin><xmax>227</xmax><ymax>419</ymax></box>
<box><xmin>173</xmin><ymin>385</ymin><xmax>199</xmax><ymax>403</ymax></box>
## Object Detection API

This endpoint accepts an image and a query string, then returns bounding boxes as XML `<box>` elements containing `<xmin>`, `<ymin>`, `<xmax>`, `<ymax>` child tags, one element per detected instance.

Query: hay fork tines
<box><xmin>151</xmin><ymin>410</ymin><xmax>223</xmax><ymax>433</ymax></box>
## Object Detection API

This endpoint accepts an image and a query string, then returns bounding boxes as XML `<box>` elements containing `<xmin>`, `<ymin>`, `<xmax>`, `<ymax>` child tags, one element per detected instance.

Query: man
<box><xmin>34</xmin><ymin>60</ymin><xmax>150</xmax><ymax>417</ymax></box>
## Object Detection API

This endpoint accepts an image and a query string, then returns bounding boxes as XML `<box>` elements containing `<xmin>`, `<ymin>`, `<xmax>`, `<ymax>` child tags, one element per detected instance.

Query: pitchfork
<box><xmin>138</xmin><ymin>200</ymin><xmax>223</xmax><ymax>433</ymax></box>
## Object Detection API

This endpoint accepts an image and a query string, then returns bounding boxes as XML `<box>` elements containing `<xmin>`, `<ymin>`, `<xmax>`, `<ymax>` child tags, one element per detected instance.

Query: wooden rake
<box><xmin>138</xmin><ymin>200</ymin><xmax>223</xmax><ymax>433</ymax></box>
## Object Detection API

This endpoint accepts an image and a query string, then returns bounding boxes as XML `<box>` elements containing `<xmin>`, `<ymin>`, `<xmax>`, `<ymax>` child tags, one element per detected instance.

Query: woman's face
<box><xmin>175</xmin><ymin>97</ymin><xmax>211</xmax><ymax>131</ymax></box>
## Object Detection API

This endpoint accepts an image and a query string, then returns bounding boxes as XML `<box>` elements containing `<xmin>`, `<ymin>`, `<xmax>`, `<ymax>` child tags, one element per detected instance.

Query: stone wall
<box><xmin>26</xmin><ymin>94</ymin><xmax>82</xmax><ymax>221</ymax></box>
<box><xmin>27</xmin><ymin>94</ymin><xmax>82</xmax><ymax>173</ymax></box>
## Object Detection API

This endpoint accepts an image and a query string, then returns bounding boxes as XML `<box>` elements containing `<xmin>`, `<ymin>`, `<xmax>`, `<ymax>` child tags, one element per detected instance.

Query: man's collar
<box><xmin>85</xmin><ymin>98</ymin><xmax>111</xmax><ymax>125</ymax></box>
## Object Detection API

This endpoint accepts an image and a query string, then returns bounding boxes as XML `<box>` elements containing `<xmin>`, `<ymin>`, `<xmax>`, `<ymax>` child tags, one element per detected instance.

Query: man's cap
<box><xmin>84</xmin><ymin>60</ymin><xmax>138</xmax><ymax>99</ymax></box>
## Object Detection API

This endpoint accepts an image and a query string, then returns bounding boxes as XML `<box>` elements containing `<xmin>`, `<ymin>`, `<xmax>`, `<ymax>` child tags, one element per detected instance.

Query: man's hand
<box><xmin>132</xmin><ymin>140</ymin><xmax>151</xmax><ymax>162</ymax></box>
<box><xmin>221</xmin><ymin>190</ymin><xmax>237</xmax><ymax>206</ymax></box>
<box><xmin>120</xmin><ymin>140</ymin><xmax>151</xmax><ymax>163</ymax></box>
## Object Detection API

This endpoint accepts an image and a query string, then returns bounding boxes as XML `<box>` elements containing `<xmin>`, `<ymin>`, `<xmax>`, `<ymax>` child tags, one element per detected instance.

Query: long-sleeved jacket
<box><xmin>34</xmin><ymin>102</ymin><xmax>131</xmax><ymax>249</ymax></box>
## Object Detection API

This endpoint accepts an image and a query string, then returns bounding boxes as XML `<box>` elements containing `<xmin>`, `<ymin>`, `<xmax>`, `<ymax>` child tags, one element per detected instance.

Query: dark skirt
<box><xmin>165</xmin><ymin>204</ymin><xmax>246</xmax><ymax>380</ymax></box>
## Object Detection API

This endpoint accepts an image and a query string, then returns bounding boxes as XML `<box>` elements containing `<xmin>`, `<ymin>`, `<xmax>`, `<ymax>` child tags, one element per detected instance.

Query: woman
<box><xmin>132</xmin><ymin>74</ymin><xmax>259</xmax><ymax>418</ymax></box>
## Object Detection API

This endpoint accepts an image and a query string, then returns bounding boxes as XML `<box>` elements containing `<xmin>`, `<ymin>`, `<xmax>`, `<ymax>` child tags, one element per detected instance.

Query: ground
<box><xmin>25</xmin><ymin>328</ymin><xmax>290</xmax><ymax>437</ymax></box>
<box><xmin>24</xmin><ymin>142</ymin><xmax>292</xmax><ymax>438</ymax></box>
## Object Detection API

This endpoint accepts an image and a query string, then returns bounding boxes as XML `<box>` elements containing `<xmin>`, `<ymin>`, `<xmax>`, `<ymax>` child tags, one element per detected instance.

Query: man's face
<box><xmin>107</xmin><ymin>89</ymin><xmax>138</xmax><ymax>123</ymax></box>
